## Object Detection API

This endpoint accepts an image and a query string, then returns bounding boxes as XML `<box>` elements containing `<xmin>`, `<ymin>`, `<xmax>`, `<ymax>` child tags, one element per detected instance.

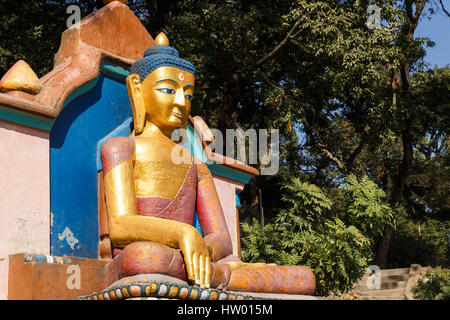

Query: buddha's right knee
<box><xmin>106</xmin><ymin>241</ymin><xmax>187</xmax><ymax>286</ymax></box>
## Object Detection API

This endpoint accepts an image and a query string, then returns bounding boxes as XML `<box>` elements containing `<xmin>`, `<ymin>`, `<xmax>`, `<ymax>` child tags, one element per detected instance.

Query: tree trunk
<box><xmin>374</xmin><ymin>0</ymin><xmax>426</xmax><ymax>268</ymax></box>
<box><xmin>376</xmin><ymin>224</ymin><xmax>393</xmax><ymax>268</ymax></box>
<box><xmin>375</xmin><ymin>106</ymin><xmax>414</xmax><ymax>268</ymax></box>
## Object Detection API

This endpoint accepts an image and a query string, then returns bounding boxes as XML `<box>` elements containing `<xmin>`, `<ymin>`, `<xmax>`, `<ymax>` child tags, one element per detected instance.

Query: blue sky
<box><xmin>415</xmin><ymin>7</ymin><xmax>450</xmax><ymax>68</ymax></box>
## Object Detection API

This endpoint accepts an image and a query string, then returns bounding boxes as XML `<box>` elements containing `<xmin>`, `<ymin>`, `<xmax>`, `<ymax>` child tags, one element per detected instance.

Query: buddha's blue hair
<box><xmin>130</xmin><ymin>45</ymin><xmax>196</xmax><ymax>82</ymax></box>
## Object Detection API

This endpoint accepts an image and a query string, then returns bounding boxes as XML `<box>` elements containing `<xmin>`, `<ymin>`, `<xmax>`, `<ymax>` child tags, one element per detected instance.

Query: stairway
<box><xmin>348</xmin><ymin>267</ymin><xmax>411</xmax><ymax>300</ymax></box>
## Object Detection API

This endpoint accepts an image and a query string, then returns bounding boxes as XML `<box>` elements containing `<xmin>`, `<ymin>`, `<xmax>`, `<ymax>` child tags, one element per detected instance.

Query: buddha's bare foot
<box><xmin>210</xmin><ymin>262</ymin><xmax>231</xmax><ymax>290</ymax></box>
<box><xmin>226</xmin><ymin>265</ymin><xmax>315</xmax><ymax>295</ymax></box>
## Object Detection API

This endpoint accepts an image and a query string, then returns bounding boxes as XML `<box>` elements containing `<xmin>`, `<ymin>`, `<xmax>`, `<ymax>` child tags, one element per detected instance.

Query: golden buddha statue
<box><xmin>100</xmin><ymin>33</ymin><xmax>315</xmax><ymax>295</ymax></box>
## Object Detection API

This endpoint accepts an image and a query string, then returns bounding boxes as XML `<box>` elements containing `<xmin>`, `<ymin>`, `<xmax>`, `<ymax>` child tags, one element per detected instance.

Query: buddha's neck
<box><xmin>139</xmin><ymin>121</ymin><xmax>175</xmax><ymax>141</ymax></box>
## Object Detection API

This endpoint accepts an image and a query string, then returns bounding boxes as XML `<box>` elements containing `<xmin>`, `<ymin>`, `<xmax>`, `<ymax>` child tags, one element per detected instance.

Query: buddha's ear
<box><xmin>126</xmin><ymin>74</ymin><xmax>146</xmax><ymax>134</ymax></box>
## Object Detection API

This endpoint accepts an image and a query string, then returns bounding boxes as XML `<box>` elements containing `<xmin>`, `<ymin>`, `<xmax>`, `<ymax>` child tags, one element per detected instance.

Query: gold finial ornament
<box><xmin>0</xmin><ymin>60</ymin><xmax>42</xmax><ymax>95</ymax></box>
<box><xmin>154</xmin><ymin>32</ymin><xmax>170</xmax><ymax>46</ymax></box>
<box><xmin>102</xmin><ymin>0</ymin><xmax>127</xmax><ymax>5</ymax></box>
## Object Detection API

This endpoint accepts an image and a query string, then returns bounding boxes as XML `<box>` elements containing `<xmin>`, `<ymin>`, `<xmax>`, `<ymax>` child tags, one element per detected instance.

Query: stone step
<box><xmin>360</xmin><ymin>271</ymin><xmax>409</xmax><ymax>281</ymax></box>
<box><xmin>359</xmin><ymin>295</ymin><xmax>405</xmax><ymax>300</ymax></box>
<box><xmin>359</xmin><ymin>268</ymin><xmax>410</xmax><ymax>280</ymax></box>
<box><xmin>377</xmin><ymin>268</ymin><xmax>410</xmax><ymax>276</ymax></box>
<box><xmin>382</xmin><ymin>274</ymin><xmax>409</xmax><ymax>281</ymax></box>
<box><xmin>356</xmin><ymin>274</ymin><xmax>409</xmax><ymax>283</ymax></box>
<box><xmin>382</xmin><ymin>280</ymin><xmax>407</xmax><ymax>290</ymax></box>
<box><xmin>354</xmin><ymin>274</ymin><xmax>409</xmax><ymax>283</ymax></box>
<box><xmin>329</xmin><ymin>266</ymin><xmax>424</xmax><ymax>300</ymax></box>
<box><xmin>352</xmin><ymin>269</ymin><xmax>410</xmax><ymax>292</ymax></box>
<box><xmin>357</xmin><ymin>288</ymin><xmax>405</xmax><ymax>297</ymax></box>
<box><xmin>352</xmin><ymin>280</ymin><xmax>407</xmax><ymax>292</ymax></box>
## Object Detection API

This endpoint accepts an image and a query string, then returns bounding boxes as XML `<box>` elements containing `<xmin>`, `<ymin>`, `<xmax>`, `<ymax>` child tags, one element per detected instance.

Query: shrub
<box><xmin>241</xmin><ymin>175</ymin><xmax>392</xmax><ymax>296</ymax></box>
<box><xmin>412</xmin><ymin>267</ymin><xmax>450</xmax><ymax>300</ymax></box>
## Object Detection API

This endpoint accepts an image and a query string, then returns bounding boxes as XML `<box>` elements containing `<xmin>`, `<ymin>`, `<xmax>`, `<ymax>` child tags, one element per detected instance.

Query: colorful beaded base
<box><xmin>79</xmin><ymin>282</ymin><xmax>258</xmax><ymax>300</ymax></box>
<box><xmin>24</xmin><ymin>253</ymin><xmax>72</xmax><ymax>265</ymax></box>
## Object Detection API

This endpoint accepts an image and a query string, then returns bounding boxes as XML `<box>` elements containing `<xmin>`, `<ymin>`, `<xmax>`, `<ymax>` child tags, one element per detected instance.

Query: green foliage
<box><xmin>388</xmin><ymin>210</ymin><xmax>450</xmax><ymax>268</ymax></box>
<box><xmin>240</xmin><ymin>219</ymin><xmax>281</xmax><ymax>264</ymax></box>
<box><xmin>341</xmin><ymin>174</ymin><xmax>394</xmax><ymax>241</ymax></box>
<box><xmin>241</xmin><ymin>175</ymin><xmax>392</xmax><ymax>296</ymax></box>
<box><xmin>412</xmin><ymin>267</ymin><xmax>450</xmax><ymax>300</ymax></box>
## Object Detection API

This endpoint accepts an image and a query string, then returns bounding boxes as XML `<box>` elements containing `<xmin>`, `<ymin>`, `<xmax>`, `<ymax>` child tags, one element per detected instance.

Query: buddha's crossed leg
<box><xmin>106</xmin><ymin>241</ymin><xmax>315</xmax><ymax>295</ymax></box>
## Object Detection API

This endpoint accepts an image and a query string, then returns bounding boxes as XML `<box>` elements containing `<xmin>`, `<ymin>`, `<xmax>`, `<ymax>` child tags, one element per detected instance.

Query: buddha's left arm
<box><xmin>196</xmin><ymin>162</ymin><xmax>233</xmax><ymax>262</ymax></box>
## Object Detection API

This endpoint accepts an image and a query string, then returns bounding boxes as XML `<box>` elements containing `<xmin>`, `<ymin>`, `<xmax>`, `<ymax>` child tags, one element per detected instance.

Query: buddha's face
<box><xmin>141</xmin><ymin>66</ymin><xmax>194</xmax><ymax>130</ymax></box>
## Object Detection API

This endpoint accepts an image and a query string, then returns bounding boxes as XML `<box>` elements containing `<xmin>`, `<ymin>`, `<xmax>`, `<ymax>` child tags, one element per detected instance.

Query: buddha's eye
<box><xmin>156</xmin><ymin>88</ymin><xmax>175</xmax><ymax>94</ymax></box>
<box><xmin>185</xmin><ymin>94</ymin><xmax>193</xmax><ymax>101</ymax></box>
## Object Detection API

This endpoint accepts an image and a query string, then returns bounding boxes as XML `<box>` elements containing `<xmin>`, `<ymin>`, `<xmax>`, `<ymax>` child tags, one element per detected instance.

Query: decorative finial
<box><xmin>102</xmin><ymin>0</ymin><xmax>127</xmax><ymax>6</ymax></box>
<box><xmin>154</xmin><ymin>33</ymin><xmax>169</xmax><ymax>46</ymax></box>
<box><xmin>0</xmin><ymin>60</ymin><xmax>42</xmax><ymax>95</ymax></box>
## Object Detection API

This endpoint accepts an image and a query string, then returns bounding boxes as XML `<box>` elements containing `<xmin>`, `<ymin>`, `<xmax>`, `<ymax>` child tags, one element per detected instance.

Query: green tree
<box><xmin>241</xmin><ymin>175</ymin><xmax>393</xmax><ymax>295</ymax></box>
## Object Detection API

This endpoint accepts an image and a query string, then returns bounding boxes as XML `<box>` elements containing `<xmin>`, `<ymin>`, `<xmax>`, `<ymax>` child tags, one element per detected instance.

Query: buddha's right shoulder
<box><xmin>100</xmin><ymin>136</ymin><xmax>135</xmax><ymax>173</ymax></box>
<box><xmin>101</xmin><ymin>136</ymin><xmax>135</xmax><ymax>155</ymax></box>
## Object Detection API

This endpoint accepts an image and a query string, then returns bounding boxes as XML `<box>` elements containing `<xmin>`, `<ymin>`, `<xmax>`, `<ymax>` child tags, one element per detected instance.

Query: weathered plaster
<box><xmin>0</xmin><ymin>119</ymin><xmax>50</xmax><ymax>298</ymax></box>
<box><xmin>212</xmin><ymin>176</ymin><xmax>240</xmax><ymax>257</ymax></box>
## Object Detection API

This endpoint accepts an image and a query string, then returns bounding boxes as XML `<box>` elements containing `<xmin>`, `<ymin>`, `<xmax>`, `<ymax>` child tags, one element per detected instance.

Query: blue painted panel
<box><xmin>180</xmin><ymin>125</ymin><xmax>207</xmax><ymax>162</ymax></box>
<box><xmin>236</xmin><ymin>192</ymin><xmax>241</xmax><ymax>207</ymax></box>
<box><xmin>193</xmin><ymin>211</ymin><xmax>202</xmax><ymax>236</ymax></box>
<box><xmin>50</xmin><ymin>74</ymin><xmax>132</xmax><ymax>258</ymax></box>
<box><xmin>207</xmin><ymin>163</ymin><xmax>253</xmax><ymax>184</ymax></box>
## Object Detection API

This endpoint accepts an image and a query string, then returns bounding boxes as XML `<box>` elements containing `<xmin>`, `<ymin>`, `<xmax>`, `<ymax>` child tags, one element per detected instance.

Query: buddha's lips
<box><xmin>172</xmin><ymin>111</ymin><xmax>182</xmax><ymax>118</ymax></box>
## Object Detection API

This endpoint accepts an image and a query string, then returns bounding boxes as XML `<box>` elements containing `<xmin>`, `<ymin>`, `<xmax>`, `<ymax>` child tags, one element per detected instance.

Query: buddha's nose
<box><xmin>174</xmin><ymin>88</ymin><xmax>185</xmax><ymax>108</ymax></box>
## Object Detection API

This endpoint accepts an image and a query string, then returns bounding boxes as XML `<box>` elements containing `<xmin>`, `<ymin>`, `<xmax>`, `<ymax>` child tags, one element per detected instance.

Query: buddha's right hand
<box><xmin>178</xmin><ymin>225</ymin><xmax>212</xmax><ymax>288</ymax></box>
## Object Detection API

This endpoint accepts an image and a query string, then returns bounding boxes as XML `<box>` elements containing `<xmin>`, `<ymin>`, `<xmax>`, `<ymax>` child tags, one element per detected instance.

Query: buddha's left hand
<box><xmin>177</xmin><ymin>225</ymin><xmax>213</xmax><ymax>288</ymax></box>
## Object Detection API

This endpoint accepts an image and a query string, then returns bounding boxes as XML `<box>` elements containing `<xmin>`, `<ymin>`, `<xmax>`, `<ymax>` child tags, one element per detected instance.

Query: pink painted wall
<box><xmin>212</xmin><ymin>175</ymin><xmax>243</xmax><ymax>257</ymax></box>
<box><xmin>0</xmin><ymin>120</ymin><xmax>50</xmax><ymax>299</ymax></box>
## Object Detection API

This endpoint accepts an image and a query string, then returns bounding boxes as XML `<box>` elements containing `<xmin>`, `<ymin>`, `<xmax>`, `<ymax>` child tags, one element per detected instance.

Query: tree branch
<box><xmin>346</xmin><ymin>138</ymin><xmax>367</xmax><ymax>172</ymax></box>
<box><xmin>413</xmin><ymin>1</ymin><xmax>427</xmax><ymax>21</ymax></box>
<box><xmin>262</xmin><ymin>73</ymin><xmax>285</xmax><ymax>95</ymax></box>
<box><xmin>289</xmin><ymin>39</ymin><xmax>311</xmax><ymax>54</ymax></box>
<box><xmin>303</xmin><ymin>121</ymin><xmax>348</xmax><ymax>172</ymax></box>
<box><xmin>439</xmin><ymin>0</ymin><xmax>450</xmax><ymax>17</ymax></box>
<box><xmin>256</xmin><ymin>17</ymin><xmax>303</xmax><ymax>66</ymax></box>
<box><xmin>317</xmin><ymin>142</ymin><xmax>348</xmax><ymax>172</ymax></box>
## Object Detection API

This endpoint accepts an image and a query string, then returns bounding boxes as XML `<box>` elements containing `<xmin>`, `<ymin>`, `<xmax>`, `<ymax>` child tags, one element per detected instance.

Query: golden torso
<box><xmin>134</xmin><ymin>135</ymin><xmax>193</xmax><ymax>199</ymax></box>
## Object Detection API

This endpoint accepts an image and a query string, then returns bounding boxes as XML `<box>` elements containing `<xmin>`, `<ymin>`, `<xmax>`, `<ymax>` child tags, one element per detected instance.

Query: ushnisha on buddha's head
<box><xmin>126</xmin><ymin>33</ymin><xmax>196</xmax><ymax>135</ymax></box>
